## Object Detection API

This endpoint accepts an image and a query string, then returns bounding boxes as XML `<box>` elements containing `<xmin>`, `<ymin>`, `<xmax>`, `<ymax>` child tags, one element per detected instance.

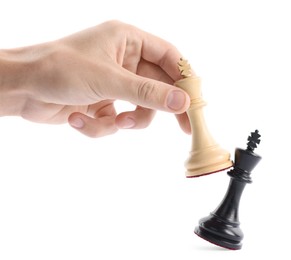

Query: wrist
<box><xmin>0</xmin><ymin>47</ymin><xmax>36</xmax><ymax>117</ymax></box>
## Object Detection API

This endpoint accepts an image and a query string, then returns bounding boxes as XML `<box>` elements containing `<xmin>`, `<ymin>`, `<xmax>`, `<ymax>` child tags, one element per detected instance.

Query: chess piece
<box><xmin>174</xmin><ymin>58</ymin><xmax>232</xmax><ymax>177</ymax></box>
<box><xmin>194</xmin><ymin>130</ymin><xmax>262</xmax><ymax>250</ymax></box>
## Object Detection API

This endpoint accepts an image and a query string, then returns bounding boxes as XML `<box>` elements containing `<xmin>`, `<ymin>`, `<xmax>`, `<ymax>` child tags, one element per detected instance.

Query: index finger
<box><xmin>128</xmin><ymin>28</ymin><xmax>184</xmax><ymax>81</ymax></box>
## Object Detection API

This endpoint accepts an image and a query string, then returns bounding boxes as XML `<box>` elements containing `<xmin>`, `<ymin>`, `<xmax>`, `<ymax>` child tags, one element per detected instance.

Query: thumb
<box><xmin>114</xmin><ymin>72</ymin><xmax>190</xmax><ymax>113</ymax></box>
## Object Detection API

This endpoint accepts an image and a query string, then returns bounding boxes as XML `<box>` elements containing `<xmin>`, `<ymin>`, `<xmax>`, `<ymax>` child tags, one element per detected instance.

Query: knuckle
<box><xmin>137</xmin><ymin>80</ymin><xmax>157</xmax><ymax>104</ymax></box>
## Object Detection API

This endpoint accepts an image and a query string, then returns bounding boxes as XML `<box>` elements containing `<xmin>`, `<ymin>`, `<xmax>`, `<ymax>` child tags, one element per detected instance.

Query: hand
<box><xmin>0</xmin><ymin>20</ymin><xmax>191</xmax><ymax>137</ymax></box>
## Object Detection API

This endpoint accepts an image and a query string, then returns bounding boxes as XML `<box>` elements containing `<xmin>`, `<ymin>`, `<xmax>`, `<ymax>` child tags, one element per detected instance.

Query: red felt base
<box><xmin>186</xmin><ymin>165</ymin><xmax>232</xmax><ymax>178</ymax></box>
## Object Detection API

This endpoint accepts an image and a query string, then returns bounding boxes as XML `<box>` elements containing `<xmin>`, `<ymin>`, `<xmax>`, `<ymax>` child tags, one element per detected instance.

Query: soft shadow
<box><xmin>193</xmin><ymin>244</ymin><xmax>234</xmax><ymax>252</ymax></box>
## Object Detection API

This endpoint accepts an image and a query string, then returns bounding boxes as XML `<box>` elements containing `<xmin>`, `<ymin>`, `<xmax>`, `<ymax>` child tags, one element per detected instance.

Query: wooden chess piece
<box><xmin>174</xmin><ymin>58</ymin><xmax>232</xmax><ymax>177</ymax></box>
<box><xmin>194</xmin><ymin>130</ymin><xmax>262</xmax><ymax>250</ymax></box>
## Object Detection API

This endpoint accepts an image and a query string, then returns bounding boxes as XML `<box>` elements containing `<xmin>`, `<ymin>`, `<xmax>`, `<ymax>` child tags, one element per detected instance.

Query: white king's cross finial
<box><xmin>177</xmin><ymin>58</ymin><xmax>192</xmax><ymax>78</ymax></box>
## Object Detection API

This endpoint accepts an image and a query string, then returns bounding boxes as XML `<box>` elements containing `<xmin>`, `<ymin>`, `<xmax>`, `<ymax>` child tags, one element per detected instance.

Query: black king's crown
<box><xmin>247</xmin><ymin>129</ymin><xmax>261</xmax><ymax>152</ymax></box>
<box><xmin>194</xmin><ymin>130</ymin><xmax>262</xmax><ymax>250</ymax></box>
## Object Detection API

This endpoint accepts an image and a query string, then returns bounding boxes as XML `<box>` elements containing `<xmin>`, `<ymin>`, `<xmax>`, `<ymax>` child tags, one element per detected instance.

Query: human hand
<box><xmin>0</xmin><ymin>20</ymin><xmax>191</xmax><ymax>137</ymax></box>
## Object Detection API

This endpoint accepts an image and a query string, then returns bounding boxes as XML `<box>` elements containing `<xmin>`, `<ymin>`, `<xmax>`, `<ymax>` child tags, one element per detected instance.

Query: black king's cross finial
<box><xmin>247</xmin><ymin>130</ymin><xmax>261</xmax><ymax>152</ymax></box>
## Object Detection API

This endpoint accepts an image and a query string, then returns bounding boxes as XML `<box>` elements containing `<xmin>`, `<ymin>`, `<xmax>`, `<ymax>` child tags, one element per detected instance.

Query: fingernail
<box><xmin>167</xmin><ymin>90</ymin><xmax>187</xmax><ymax>111</ymax></box>
<box><xmin>118</xmin><ymin>117</ymin><xmax>135</xmax><ymax>129</ymax></box>
<box><xmin>70</xmin><ymin>117</ymin><xmax>85</xmax><ymax>129</ymax></box>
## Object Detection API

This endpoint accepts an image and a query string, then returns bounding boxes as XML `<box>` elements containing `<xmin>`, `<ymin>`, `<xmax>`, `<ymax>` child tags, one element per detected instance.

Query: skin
<box><xmin>0</xmin><ymin>20</ymin><xmax>191</xmax><ymax>138</ymax></box>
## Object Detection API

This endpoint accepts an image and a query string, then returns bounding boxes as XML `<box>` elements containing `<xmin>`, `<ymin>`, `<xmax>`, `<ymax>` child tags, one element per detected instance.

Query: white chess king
<box><xmin>174</xmin><ymin>58</ymin><xmax>232</xmax><ymax>177</ymax></box>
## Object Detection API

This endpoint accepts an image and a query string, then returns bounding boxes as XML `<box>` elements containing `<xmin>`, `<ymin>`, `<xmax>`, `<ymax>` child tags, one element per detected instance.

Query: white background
<box><xmin>0</xmin><ymin>0</ymin><xmax>288</xmax><ymax>259</ymax></box>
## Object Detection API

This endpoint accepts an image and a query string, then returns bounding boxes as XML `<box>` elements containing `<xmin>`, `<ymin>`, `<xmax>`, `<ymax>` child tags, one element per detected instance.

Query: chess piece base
<box><xmin>185</xmin><ymin>146</ymin><xmax>233</xmax><ymax>178</ymax></box>
<box><xmin>194</xmin><ymin>214</ymin><xmax>243</xmax><ymax>250</ymax></box>
<box><xmin>186</xmin><ymin>161</ymin><xmax>232</xmax><ymax>178</ymax></box>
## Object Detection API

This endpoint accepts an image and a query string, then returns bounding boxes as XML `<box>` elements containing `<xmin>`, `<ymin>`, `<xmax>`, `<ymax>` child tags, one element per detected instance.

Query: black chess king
<box><xmin>194</xmin><ymin>130</ymin><xmax>262</xmax><ymax>250</ymax></box>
